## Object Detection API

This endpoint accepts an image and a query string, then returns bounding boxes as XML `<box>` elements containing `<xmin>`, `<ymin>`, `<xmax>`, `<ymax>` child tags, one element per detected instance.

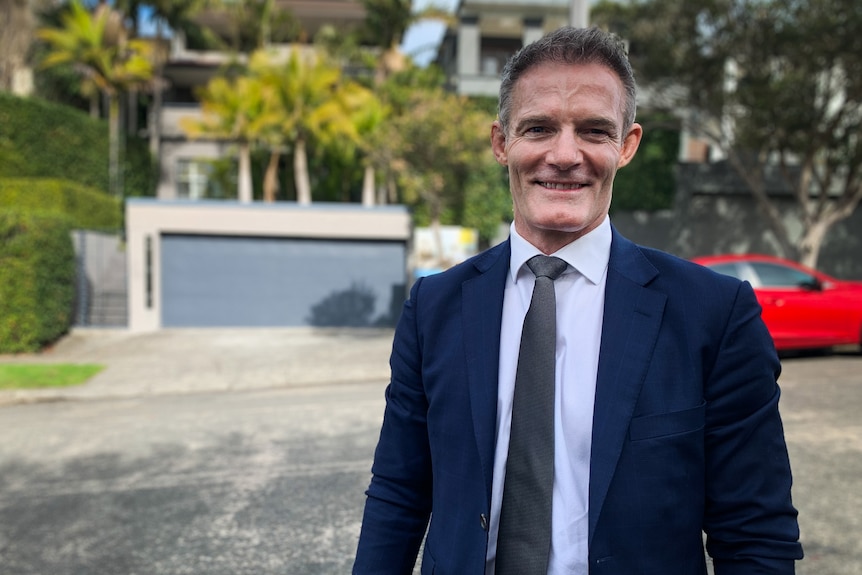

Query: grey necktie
<box><xmin>496</xmin><ymin>255</ymin><xmax>568</xmax><ymax>575</ymax></box>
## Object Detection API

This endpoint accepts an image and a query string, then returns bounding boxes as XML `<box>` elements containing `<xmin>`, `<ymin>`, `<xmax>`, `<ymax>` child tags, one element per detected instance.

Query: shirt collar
<box><xmin>509</xmin><ymin>216</ymin><xmax>612</xmax><ymax>286</ymax></box>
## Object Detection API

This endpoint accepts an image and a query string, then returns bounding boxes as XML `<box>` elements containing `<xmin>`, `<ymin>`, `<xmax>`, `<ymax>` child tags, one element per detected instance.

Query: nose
<box><xmin>545</xmin><ymin>129</ymin><xmax>583</xmax><ymax>170</ymax></box>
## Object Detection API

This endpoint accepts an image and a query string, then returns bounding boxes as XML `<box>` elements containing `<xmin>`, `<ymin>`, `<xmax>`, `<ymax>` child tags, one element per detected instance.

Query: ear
<box><xmin>491</xmin><ymin>120</ymin><xmax>508</xmax><ymax>166</ymax></box>
<box><xmin>616</xmin><ymin>122</ymin><xmax>643</xmax><ymax>169</ymax></box>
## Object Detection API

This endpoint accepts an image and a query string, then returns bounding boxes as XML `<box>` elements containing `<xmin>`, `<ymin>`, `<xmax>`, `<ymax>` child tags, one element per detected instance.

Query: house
<box><xmin>435</xmin><ymin>0</ymin><xmax>571</xmax><ymax>97</ymax></box>
<box><xmin>117</xmin><ymin>0</ymin><xmax>414</xmax><ymax>332</ymax></box>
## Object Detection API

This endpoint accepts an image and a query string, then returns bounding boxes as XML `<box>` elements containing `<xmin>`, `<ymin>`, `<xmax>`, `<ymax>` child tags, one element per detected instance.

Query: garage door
<box><xmin>161</xmin><ymin>234</ymin><xmax>406</xmax><ymax>327</ymax></box>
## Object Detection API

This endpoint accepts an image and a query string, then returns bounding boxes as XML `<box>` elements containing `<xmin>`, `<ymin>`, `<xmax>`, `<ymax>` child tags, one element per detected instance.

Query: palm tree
<box><xmin>251</xmin><ymin>49</ymin><xmax>374</xmax><ymax>205</ymax></box>
<box><xmin>38</xmin><ymin>0</ymin><xmax>154</xmax><ymax>197</ymax></box>
<box><xmin>346</xmin><ymin>92</ymin><xmax>388</xmax><ymax>206</ymax></box>
<box><xmin>180</xmin><ymin>73</ymin><xmax>279</xmax><ymax>203</ymax></box>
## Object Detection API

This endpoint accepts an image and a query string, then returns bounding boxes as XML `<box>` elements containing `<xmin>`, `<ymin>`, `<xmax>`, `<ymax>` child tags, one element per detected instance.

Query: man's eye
<box><xmin>583</xmin><ymin>128</ymin><xmax>613</xmax><ymax>141</ymax></box>
<box><xmin>525</xmin><ymin>126</ymin><xmax>548</xmax><ymax>134</ymax></box>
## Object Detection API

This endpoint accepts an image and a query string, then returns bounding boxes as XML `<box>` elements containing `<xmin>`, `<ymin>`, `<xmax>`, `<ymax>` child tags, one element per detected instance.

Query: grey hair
<box><xmin>497</xmin><ymin>26</ymin><xmax>637</xmax><ymax>135</ymax></box>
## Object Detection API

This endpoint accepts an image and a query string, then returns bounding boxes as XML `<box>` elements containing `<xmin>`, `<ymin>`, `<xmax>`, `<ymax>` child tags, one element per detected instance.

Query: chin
<box><xmin>539</xmin><ymin>214</ymin><xmax>591</xmax><ymax>233</ymax></box>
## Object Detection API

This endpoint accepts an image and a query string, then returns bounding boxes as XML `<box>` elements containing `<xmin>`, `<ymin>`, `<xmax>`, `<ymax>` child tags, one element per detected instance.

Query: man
<box><xmin>354</xmin><ymin>26</ymin><xmax>802</xmax><ymax>574</ymax></box>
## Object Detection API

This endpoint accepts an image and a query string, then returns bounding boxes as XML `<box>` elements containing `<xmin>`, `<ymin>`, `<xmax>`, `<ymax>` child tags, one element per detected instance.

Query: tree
<box><xmin>387</xmin><ymin>87</ymin><xmax>498</xmax><ymax>261</ymax></box>
<box><xmin>352</xmin><ymin>94</ymin><xmax>389</xmax><ymax>206</ymax></box>
<box><xmin>217</xmin><ymin>0</ymin><xmax>299</xmax><ymax>52</ymax></box>
<box><xmin>38</xmin><ymin>0</ymin><xmax>154</xmax><ymax>197</ymax></box>
<box><xmin>180</xmin><ymin>72</ymin><xmax>279</xmax><ymax>202</ymax></box>
<box><xmin>596</xmin><ymin>0</ymin><xmax>862</xmax><ymax>268</ymax></box>
<box><xmin>610</xmin><ymin>111</ymin><xmax>679</xmax><ymax>213</ymax></box>
<box><xmin>251</xmin><ymin>49</ymin><xmax>374</xmax><ymax>205</ymax></box>
<box><xmin>143</xmin><ymin>0</ymin><xmax>223</xmax><ymax>52</ymax></box>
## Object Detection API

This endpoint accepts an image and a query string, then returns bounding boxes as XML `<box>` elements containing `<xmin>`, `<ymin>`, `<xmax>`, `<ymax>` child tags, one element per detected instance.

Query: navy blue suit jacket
<box><xmin>354</xmin><ymin>228</ymin><xmax>802</xmax><ymax>574</ymax></box>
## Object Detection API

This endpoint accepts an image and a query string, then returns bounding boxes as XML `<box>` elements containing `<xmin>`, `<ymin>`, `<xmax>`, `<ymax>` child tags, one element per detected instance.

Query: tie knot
<box><xmin>526</xmin><ymin>255</ymin><xmax>568</xmax><ymax>281</ymax></box>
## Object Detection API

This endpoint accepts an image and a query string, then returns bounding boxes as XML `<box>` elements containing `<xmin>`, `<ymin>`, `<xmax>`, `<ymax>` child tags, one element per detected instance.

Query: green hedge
<box><xmin>0</xmin><ymin>211</ymin><xmax>76</xmax><ymax>353</ymax></box>
<box><xmin>0</xmin><ymin>178</ymin><xmax>122</xmax><ymax>230</ymax></box>
<box><xmin>0</xmin><ymin>92</ymin><xmax>156</xmax><ymax>197</ymax></box>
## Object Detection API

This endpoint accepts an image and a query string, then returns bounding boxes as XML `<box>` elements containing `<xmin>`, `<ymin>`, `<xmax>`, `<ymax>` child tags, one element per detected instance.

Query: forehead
<box><xmin>509</xmin><ymin>61</ymin><xmax>626</xmax><ymax>124</ymax></box>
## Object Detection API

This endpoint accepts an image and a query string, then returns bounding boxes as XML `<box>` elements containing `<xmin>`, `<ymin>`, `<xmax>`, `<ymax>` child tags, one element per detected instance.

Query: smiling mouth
<box><xmin>537</xmin><ymin>181</ymin><xmax>588</xmax><ymax>190</ymax></box>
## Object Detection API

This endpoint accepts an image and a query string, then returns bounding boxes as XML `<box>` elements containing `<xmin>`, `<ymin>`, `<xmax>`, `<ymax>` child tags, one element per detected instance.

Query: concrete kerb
<box><xmin>0</xmin><ymin>327</ymin><xmax>395</xmax><ymax>406</ymax></box>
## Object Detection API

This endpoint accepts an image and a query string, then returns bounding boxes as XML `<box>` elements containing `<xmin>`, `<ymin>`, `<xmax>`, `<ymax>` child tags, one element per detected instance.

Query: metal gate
<box><xmin>72</xmin><ymin>230</ymin><xmax>128</xmax><ymax>327</ymax></box>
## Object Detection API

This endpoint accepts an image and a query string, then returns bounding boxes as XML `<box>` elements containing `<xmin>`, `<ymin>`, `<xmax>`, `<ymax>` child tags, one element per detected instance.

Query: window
<box><xmin>175</xmin><ymin>158</ymin><xmax>236</xmax><ymax>200</ymax></box>
<box><xmin>751</xmin><ymin>263</ymin><xmax>815</xmax><ymax>288</ymax></box>
<box><xmin>176</xmin><ymin>159</ymin><xmax>211</xmax><ymax>200</ymax></box>
<box><xmin>480</xmin><ymin>37</ymin><xmax>521</xmax><ymax>77</ymax></box>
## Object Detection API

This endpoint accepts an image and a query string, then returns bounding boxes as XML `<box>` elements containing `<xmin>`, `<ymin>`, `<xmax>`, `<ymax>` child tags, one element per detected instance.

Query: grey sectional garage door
<box><xmin>161</xmin><ymin>234</ymin><xmax>406</xmax><ymax>327</ymax></box>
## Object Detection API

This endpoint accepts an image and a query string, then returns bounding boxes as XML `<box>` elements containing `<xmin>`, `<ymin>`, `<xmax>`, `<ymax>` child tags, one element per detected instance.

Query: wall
<box><xmin>612</xmin><ymin>164</ymin><xmax>862</xmax><ymax>279</ymax></box>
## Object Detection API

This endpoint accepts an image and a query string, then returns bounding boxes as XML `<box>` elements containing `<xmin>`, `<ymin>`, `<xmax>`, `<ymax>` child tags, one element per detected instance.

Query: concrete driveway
<box><xmin>0</xmin><ymin>328</ymin><xmax>395</xmax><ymax>406</ymax></box>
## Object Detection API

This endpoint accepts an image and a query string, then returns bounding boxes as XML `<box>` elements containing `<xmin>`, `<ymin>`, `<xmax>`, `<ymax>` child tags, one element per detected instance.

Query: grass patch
<box><xmin>0</xmin><ymin>364</ymin><xmax>104</xmax><ymax>390</ymax></box>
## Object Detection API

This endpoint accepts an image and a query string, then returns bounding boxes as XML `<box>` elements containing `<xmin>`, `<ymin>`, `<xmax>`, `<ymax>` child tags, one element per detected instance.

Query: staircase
<box><xmin>73</xmin><ymin>231</ymin><xmax>128</xmax><ymax>327</ymax></box>
<box><xmin>89</xmin><ymin>290</ymin><xmax>128</xmax><ymax>326</ymax></box>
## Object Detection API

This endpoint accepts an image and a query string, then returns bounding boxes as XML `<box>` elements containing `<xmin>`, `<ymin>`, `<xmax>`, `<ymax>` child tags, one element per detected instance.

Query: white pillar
<box><xmin>570</xmin><ymin>0</ymin><xmax>589</xmax><ymax>28</ymax></box>
<box><xmin>457</xmin><ymin>15</ymin><xmax>480</xmax><ymax>77</ymax></box>
<box><xmin>522</xmin><ymin>17</ymin><xmax>544</xmax><ymax>46</ymax></box>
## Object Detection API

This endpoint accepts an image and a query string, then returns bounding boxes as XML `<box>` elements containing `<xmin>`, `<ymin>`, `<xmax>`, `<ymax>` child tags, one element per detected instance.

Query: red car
<box><xmin>692</xmin><ymin>254</ymin><xmax>862</xmax><ymax>352</ymax></box>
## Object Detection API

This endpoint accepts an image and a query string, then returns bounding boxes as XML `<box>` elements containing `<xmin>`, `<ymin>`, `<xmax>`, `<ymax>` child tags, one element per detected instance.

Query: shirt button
<box><xmin>479</xmin><ymin>513</ymin><xmax>488</xmax><ymax>531</ymax></box>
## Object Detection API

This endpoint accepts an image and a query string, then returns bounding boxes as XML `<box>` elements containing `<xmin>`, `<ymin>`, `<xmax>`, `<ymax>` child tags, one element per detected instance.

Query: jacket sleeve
<box><xmin>703</xmin><ymin>280</ymin><xmax>803</xmax><ymax>573</ymax></box>
<box><xmin>353</xmin><ymin>278</ymin><xmax>432</xmax><ymax>574</ymax></box>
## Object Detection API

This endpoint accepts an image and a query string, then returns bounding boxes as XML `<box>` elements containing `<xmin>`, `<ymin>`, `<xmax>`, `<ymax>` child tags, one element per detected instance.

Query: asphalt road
<box><xmin>0</xmin><ymin>352</ymin><xmax>860</xmax><ymax>574</ymax></box>
<box><xmin>0</xmin><ymin>381</ymin><xmax>387</xmax><ymax>575</ymax></box>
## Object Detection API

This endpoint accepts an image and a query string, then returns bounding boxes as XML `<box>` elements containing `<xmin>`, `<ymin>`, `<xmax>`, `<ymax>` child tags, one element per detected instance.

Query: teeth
<box><xmin>540</xmin><ymin>181</ymin><xmax>582</xmax><ymax>190</ymax></box>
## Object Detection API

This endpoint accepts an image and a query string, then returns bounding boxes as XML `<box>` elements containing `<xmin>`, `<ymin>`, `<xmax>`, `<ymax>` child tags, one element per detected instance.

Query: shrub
<box><xmin>0</xmin><ymin>92</ymin><xmax>156</xmax><ymax>197</ymax></box>
<box><xmin>0</xmin><ymin>211</ymin><xmax>76</xmax><ymax>353</ymax></box>
<box><xmin>0</xmin><ymin>178</ymin><xmax>122</xmax><ymax>230</ymax></box>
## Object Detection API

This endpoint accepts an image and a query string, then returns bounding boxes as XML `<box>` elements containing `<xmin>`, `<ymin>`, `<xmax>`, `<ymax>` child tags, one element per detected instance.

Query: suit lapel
<box><xmin>462</xmin><ymin>241</ymin><xmax>510</xmax><ymax>498</ymax></box>
<box><xmin>589</xmin><ymin>229</ymin><xmax>667</xmax><ymax>545</ymax></box>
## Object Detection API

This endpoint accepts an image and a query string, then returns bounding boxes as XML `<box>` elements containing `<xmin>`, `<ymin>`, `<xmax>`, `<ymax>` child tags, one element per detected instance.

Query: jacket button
<box><xmin>479</xmin><ymin>513</ymin><xmax>488</xmax><ymax>531</ymax></box>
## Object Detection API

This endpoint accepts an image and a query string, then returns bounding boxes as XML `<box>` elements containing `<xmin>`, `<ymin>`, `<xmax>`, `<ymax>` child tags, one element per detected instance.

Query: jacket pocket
<box><xmin>629</xmin><ymin>401</ymin><xmax>706</xmax><ymax>441</ymax></box>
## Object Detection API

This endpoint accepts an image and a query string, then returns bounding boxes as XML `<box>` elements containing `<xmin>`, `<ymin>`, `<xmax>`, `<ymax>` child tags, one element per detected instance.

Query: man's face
<box><xmin>491</xmin><ymin>61</ymin><xmax>642</xmax><ymax>254</ymax></box>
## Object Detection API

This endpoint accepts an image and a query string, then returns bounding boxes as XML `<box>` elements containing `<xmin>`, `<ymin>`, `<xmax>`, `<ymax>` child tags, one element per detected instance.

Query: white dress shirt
<box><xmin>485</xmin><ymin>216</ymin><xmax>611</xmax><ymax>575</ymax></box>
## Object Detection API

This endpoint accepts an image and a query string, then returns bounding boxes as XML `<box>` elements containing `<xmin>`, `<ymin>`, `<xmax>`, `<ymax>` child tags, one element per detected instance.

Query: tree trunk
<box><xmin>294</xmin><ymin>138</ymin><xmax>311</xmax><ymax>205</ymax></box>
<box><xmin>386</xmin><ymin>173</ymin><xmax>397</xmax><ymax>204</ymax></box>
<box><xmin>798</xmin><ymin>220</ymin><xmax>828</xmax><ymax>270</ymax></box>
<box><xmin>148</xmin><ymin>83</ymin><xmax>162</xmax><ymax>158</ymax></box>
<box><xmin>362</xmin><ymin>164</ymin><xmax>375</xmax><ymax>207</ymax></box>
<box><xmin>108</xmin><ymin>94</ymin><xmax>120</xmax><ymax>197</ymax></box>
<box><xmin>127</xmin><ymin>89</ymin><xmax>138</xmax><ymax>134</ymax></box>
<box><xmin>263</xmin><ymin>149</ymin><xmax>281</xmax><ymax>203</ymax></box>
<box><xmin>728</xmin><ymin>152</ymin><xmax>797</xmax><ymax>259</ymax></box>
<box><xmin>238</xmin><ymin>142</ymin><xmax>253</xmax><ymax>203</ymax></box>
